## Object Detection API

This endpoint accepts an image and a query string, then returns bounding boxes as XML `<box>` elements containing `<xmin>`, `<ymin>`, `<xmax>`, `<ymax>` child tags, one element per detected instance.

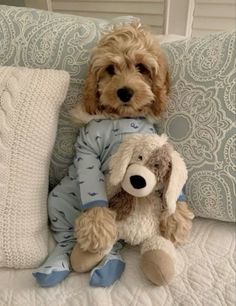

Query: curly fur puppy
<box><xmin>73</xmin><ymin>23</ymin><xmax>169</xmax><ymax>121</ymax></box>
<box><xmin>70</xmin><ymin>23</ymin><xmax>192</xmax><ymax>277</ymax></box>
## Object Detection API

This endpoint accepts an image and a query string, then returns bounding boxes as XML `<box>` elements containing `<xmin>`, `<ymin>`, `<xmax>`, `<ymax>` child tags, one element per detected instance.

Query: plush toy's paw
<box><xmin>74</xmin><ymin>207</ymin><xmax>117</xmax><ymax>253</ymax></box>
<box><xmin>70</xmin><ymin>243</ymin><xmax>105</xmax><ymax>272</ymax></box>
<box><xmin>140</xmin><ymin>249</ymin><xmax>175</xmax><ymax>286</ymax></box>
<box><xmin>159</xmin><ymin>201</ymin><xmax>194</xmax><ymax>246</ymax></box>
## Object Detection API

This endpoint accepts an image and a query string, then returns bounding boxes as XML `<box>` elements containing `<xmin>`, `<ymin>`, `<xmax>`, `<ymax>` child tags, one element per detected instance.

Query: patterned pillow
<box><xmin>0</xmin><ymin>5</ymin><xmax>138</xmax><ymax>187</ymax></box>
<box><xmin>161</xmin><ymin>32</ymin><xmax>236</xmax><ymax>222</ymax></box>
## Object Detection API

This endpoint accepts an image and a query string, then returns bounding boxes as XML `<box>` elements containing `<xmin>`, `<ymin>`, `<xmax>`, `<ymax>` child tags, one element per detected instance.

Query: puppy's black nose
<box><xmin>117</xmin><ymin>87</ymin><xmax>134</xmax><ymax>103</ymax></box>
<box><xmin>130</xmin><ymin>175</ymin><xmax>146</xmax><ymax>189</ymax></box>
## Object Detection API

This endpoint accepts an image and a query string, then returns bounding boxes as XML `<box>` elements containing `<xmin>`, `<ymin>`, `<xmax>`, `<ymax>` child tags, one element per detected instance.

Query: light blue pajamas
<box><xmin>74</xmin><ymin>118</ymin><xmax>156</xmax><ymax>209</ymax></box>
<box><xmin>33</xmin><ymin>118</ymin><xmax>157</xmax><ymax>287</ymax></box>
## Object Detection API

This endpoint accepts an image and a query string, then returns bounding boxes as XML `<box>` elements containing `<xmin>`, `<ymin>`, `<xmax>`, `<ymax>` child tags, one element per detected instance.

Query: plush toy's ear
<box><xmin>109</xmin><ymin>139</ymin><xmax>136</xmax><ymax>186</ymax></box>
<box><xmin>164</xmin><ymin>150</ymin><xmax>188</xmax><ymax>215</ymax></box>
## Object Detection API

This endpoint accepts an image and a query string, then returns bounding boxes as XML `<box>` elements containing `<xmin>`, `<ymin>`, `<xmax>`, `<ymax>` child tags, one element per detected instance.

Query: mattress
<box><xmin>0</xmin><ymin>218</ymin><xmax>235</xmax><ymax>306</ymax></box>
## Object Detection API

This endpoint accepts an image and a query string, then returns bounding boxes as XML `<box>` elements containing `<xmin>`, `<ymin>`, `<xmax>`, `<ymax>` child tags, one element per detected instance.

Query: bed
<box><xmin>0</xmin><ymin>218</ymin><xmax>235</xmax><ymax>306</ymax></box>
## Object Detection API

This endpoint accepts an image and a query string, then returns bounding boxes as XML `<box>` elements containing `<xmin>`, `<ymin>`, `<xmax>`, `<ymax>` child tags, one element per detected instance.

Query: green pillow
<box><xmin>161</xmin><ymin>32</ymin><xmax>236</xmax><ymax>222</ymax></box>
<box><xmin>0</xmin><ymin>5</ymin><xmax>137</xmax><ymax>187</ymax></box>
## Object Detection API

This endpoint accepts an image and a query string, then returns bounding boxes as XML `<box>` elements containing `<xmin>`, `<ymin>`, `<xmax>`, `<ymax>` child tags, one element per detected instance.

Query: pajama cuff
<box><xmin>82</xmin><ymin>200</ymin><xmax>108</xmax><ymax>211</ymax></box>
<box><xmin>177</xmin><ymin>191</ymin><xmax>187</xmax><ymax>202</ymax></box>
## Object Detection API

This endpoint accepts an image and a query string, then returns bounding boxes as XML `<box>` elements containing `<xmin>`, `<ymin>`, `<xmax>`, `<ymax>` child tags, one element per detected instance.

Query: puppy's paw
<box><xmin>70</xmin><ymin>243</ymin><xmax>105</xmax><ymax>273</ymax></box>
<box><xmin>74</xmin><ymin>207</ymin><xmax>117</xmax><ymax>253</ymax></box>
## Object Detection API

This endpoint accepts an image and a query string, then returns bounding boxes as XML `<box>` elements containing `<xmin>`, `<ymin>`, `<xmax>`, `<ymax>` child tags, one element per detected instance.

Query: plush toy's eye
<box><xmin>106</xmin><ymin>64</ymin><xmax>115</xmax><ymax>76</ymax></box>
<box><xmin>154</xmin><ymin>162</ymin><xmax>159</xmax><ymax>168</ymax></box>
<box><xmin>135</xmin><ymin>63</ymin><xmax>148</xmax><ymax>74</ymax></box>
<box><xmin>138</xmin><ymin>155</ymin><xmax>143</xmax><ymax>161</ymax></box>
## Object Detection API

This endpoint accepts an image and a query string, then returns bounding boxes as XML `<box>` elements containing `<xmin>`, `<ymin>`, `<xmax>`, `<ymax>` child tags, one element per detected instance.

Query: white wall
<box><xmin>192</xmin><ymin>0</ymin><xmax>236</xmax><ymax>37</ymax></box>
<box><xmin>24</xmin><ymin>0</ymin><xmax>236</xmax><ymax>37</ymax></box>
<box><xmin>164</xmin><ymin>0</ymin><xmax>194</xmax><ymax>36</ymax></box>
<box><xmin>51</xmin><ymin>0</ymin><xmax>166</xmax><ymax>34</ymax></box>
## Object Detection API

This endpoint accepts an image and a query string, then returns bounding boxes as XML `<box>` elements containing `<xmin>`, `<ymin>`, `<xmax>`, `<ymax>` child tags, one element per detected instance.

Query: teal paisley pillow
<box><xmin>161</xmin><ymin>32</ymin><xmax>236</xmax><ymax>222</ymax></box>
<box><xmin>0</xmin><ymin>5</ymin><xmax>137</xmax><ymax>187</ymax></box>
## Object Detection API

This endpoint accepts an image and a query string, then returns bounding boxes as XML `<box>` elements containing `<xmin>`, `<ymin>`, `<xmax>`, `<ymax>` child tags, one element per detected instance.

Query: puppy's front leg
<box><xmin>74</xmin><ymin>206</ymin><xmax>117</xmax><ymax>253</ymax></box>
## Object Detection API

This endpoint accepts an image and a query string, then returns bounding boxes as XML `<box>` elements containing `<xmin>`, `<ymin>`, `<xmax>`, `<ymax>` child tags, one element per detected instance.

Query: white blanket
<box><xmin>0</xmin><ymin>218</ymin><xmax>235</xmax><ymax>306</ymax></box>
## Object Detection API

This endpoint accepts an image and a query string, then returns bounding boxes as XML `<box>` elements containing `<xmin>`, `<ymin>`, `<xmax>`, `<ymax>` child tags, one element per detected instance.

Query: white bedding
<box><xmin>0</xmin><ymin>218</ymin><xmax>235</xmax><ymax>306</ymax></box>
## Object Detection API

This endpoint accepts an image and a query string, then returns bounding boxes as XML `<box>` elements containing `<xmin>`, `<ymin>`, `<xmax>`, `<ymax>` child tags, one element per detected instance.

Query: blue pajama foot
<box><xmin>33</xmin><ymin>270</ymin><xmax>70</xmax><ymax>288</ymax></box>
<box><xmin>32</xmin><ymin>254</ymin><xmax>71</xmax><ymax>287</ymax></box>
<box><xmin>89</xmin><ymin>254</ymin><xmax>125</xmax><ymax>287</ymax></box>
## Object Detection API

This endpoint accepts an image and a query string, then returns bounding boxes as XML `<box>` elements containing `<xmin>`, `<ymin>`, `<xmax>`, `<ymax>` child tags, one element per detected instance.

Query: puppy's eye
<box><xmin>106</xmin><ymin>64</ymin><xmax>115</xmax><ymax>76</ymax></box>
<box><xmin>154</xmin><ymin>162</ymin><xmax>159</xmax><ymax>168</ymax></box>
<box><xmin>138</xmin><ymin>155</ymin><xmax>143</xmax><ymax>161</ymax></box>
<box><xmin>135</xmin><ymin>63</ymin><xmax>148</xmax><ymax>74</ymax></box>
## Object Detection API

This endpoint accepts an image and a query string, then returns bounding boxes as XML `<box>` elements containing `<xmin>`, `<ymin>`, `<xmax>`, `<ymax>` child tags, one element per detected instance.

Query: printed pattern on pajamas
<box><xmin>33</xmin><ymin>118</ymin><xmax>158</xmax><ymax>287</ymax></box>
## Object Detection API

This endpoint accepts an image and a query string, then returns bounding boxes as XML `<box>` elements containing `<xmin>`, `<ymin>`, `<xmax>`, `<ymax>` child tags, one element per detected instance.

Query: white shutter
<box><xmin>192</xmin><ymin>0</ymin><xmax>236</xmax><ymax>37</ymax></box>
<box><xmin>51</xmin><ymin>0</ymin><xmax>165</xmax><ymax>34</ymax></box>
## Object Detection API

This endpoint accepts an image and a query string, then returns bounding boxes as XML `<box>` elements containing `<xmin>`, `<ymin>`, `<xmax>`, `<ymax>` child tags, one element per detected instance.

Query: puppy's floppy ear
<box><xmin>83</xmin><ymin>67</ymin><xmax>98</xmax><ymax>114</ymax></box>
<box><xmin>164</xmin><ymin>149</ymin><xmax>188</xmax><ymax>215</ymax></box>
<box><xmin>151</xmin><ymin>50</ymin><xmax>170</xmax><ymax>117</ymax></box>
<box><xmin>109</xmin><ymin>138</ymin><xmax>137</xmax><ymax>186</ymax></box>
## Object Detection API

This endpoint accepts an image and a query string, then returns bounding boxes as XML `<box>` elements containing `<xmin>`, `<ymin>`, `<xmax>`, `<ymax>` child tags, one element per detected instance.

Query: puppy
<box><xmin>70</xmin><ymin>23</ymin><xmax>191</xmax><ymax>274</ymax></box>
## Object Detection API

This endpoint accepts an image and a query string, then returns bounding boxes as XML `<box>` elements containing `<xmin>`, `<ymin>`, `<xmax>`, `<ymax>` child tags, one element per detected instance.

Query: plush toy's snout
<box><xmin>130</xmin><ymin>175</ymin><xmax>146</xmax><ymax>189</ymax></box>
<box><xmin>121</xmin><ymin>164</ymin><xmax>156</xmax><ymax>197</ymax></box>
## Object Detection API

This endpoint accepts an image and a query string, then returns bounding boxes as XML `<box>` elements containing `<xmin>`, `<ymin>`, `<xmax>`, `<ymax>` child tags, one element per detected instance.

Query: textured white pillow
<box><xmin>0</xmin><ymin>67</ymin><xmax>70</xmax><ymax>268</ymax></box>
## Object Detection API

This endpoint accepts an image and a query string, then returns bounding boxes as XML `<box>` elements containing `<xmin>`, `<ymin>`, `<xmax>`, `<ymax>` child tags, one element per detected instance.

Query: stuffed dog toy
<box><xmin>71</xmin><ymin>134</ymin><xmax>194</xmax><ymax>286</ymax></box>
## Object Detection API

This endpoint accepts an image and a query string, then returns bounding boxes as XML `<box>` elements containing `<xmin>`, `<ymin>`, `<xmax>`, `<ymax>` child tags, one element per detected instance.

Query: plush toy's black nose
<box><xmin>130</xmin><ymin>175</ymin><xmax>146</xmax><ymax>189</ymax></box>
<box><xmin>117</xmin><ymin>87</ymin><xmax>134</xmax><ymax>103</ymax></box>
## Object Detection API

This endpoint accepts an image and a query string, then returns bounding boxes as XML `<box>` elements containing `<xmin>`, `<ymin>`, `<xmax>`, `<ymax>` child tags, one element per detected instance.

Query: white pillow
<box><xmin>0</xmin><ymin>66</ymin><xmax>70</xmax><ymax>268</ymax></box>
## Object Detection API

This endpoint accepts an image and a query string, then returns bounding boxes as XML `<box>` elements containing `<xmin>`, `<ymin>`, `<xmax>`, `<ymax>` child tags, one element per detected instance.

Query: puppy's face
<box><xmin>82</xmin><ymin>24</ymin><xmax>169</xmax><ymax>118</ymax></box>
<box><xmin>96</xmin><ymin>50</ymin><xmax>157</xmax><ymax>116</ymax></box>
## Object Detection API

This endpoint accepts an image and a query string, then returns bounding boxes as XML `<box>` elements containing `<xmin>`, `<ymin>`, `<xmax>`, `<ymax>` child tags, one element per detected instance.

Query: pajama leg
<box><xmin>32</xmin><ymin>241</ymin><xmax>73</xmax><ymax>288</ymax></box>
<box><xmin>33</xmin><ymin>176</ymin><xmax>81</xmax><ymax>287</ymax></box>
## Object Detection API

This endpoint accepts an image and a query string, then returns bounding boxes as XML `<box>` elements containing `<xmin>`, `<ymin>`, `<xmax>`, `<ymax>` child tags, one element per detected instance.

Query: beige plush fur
<box><xmin>160</xmin><ymin>201</ymin><xmax>194</xmax><ymax>246</ymax></box>
<box><xmin>141</xmin><ymin>249</ymin><xmax>175</xmax><ymax>286</ymax></box>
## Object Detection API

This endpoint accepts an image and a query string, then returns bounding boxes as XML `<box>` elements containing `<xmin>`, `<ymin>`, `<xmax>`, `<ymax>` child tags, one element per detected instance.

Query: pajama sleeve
<box><xmin>74</xmin><ymin>128</ymin><xmax>108</xmax><ymax>211</ymax></box>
